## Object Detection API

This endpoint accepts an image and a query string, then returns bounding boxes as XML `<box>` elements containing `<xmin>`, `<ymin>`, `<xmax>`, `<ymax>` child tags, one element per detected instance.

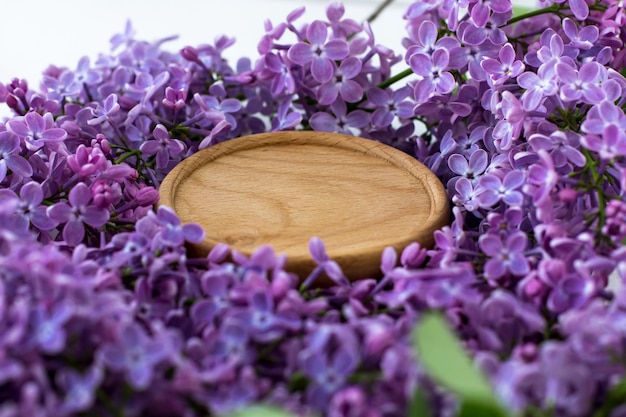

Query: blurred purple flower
<box><xmin>452</xmin><ymin>177</ymin><xmax>481</xmax><ymax>211</ymax></box>
<box><xmin>101</xmin><ymin>322</ymin><xmax>170</xmax><ymax>389</ymax></box>
<box><xmin>30</xmin><ymin>301</ymin><xmax>73</xmax><ymax>354</ymax></box>
<box><xmin>57</xmin><ymin>365</ymin><xmax>103</xmax><ymax>413</ymax></box>
<box><xmin>301</xmin><ymin>345</ymin><xmax>359</xmax><ymax>410</ymax></box>
<box><xmin>528</xmin><ymin>130</ymin><xmax>586</xmax><ymax>168</ymax></box>
<box><xmin>525</xmin><ymin>149</ymin><xmax>558</xmax><ymax>205</ymax></box>
<box><xmin>153</xmin><ymin>205</ymin><xmax>205</xmax><ymax>246</ymax></box>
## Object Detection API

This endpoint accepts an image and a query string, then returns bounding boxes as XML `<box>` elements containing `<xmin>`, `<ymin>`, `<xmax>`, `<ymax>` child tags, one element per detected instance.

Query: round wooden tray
<box><xmin>159</xmin><ymin>131</ymin><xmax>449</xmax><ymax>281</ymax></box>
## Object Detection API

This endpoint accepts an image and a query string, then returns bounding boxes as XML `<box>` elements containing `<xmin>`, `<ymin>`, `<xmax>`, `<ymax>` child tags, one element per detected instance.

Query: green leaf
<box><xmin>409</xmin><ymin>388</ymin><xmax>434</xmax><ymax>417</ymax></box>
<box><xmin>412</xmin><ymin>313</ymin><xmax>508</xmax><ymax>417</ymax></box>
<box><xmin>226</xmin><ymin>405</ymin><xmax>300</xmax><ymax>417</ymax></box>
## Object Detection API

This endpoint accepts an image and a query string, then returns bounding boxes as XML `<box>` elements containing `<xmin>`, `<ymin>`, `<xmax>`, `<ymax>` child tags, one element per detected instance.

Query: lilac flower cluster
<box><xmin>1</xmin><ymin>0</ymin><xmax>626</xmax><ymax>415</ymax></box>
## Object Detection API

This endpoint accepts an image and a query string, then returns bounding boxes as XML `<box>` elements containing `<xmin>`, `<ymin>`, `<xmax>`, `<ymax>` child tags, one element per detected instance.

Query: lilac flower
<box><xmin>271</xmin><ymin>100</ymin><xmax>302</xmax><ymax>131</ymax></box>
<box><xmin>198</xmin><ymin>119</ymin><xmax>232</xmax><ymax>150</ymax></box>
<box><xmin>517</xmin><ymin>66</ymin><xmax>557</xmax><ymax>111</ymax></box>
<box><xmin>528</xmin><ymin>130</ymin><xmax>586</xmax><ymax>168</ymax></box>
<box><xmin>309</xmin><ymin>100</ymin><xmax>369</xmax><ymax>135</ymax></box>
<box><xmin>0</xmin><ymin>182</ymin><xmax>57</xmax><ymax>231</ymax></box>
<box><xmin>325</xmin><ymin>2</ymin><xmax>361</xmax><ymax>38</ymax></box>
<box><xmin>457</xmin><ymin>12</ymin><xmax>509</xmax><ymax>46</ymax></box>
<box><xmin>469</xmin><ymin>0</ymin><xmax>512</xmax><ymax>27</ymax></box>
<box><xmin>101</xmin><ymin>322</ymin><xmax>170</xmax><ymax>389</ymax></box>
<box><xmin>530</xmin><ymin>31</ymin><xmax>576</xmax><ymax>72</ymax></box>
<box><xmin>317</xmin><ymin>57</ymin><xmax>363</xmax><ymax>105</ymax></box>
<box><xmin>152</xmin><ymin>205</ymin><xmax>205</xmax><ymax>246</ymax></box>
<box><xmin>480</xmin><ymin>43</ymin><xmax>524</xmax><ymax>86</ymax></box>
<box><xmin>301</xmin><ymin>344</ymin><xmax>359</xmax><ymax>410</ymax></box>
<box><xmin>452</xmin><ymin>177</ymin><xmax>481</xmax><ymax>211</ymax></box>
<box><xmin>7</xmin><ymin>111</ymin><xmax>67</xmax><ymax>151</ymax></box>
<box><xmin>479</xmin><ymin>231</ymin><xmax>530</xmax><ymax>284</ymax></box>
<box><xmin>261</xmin><ymin>52</ymin><xmax>297</xmax><ymax>96</ymax></box>
<box><xmin>556</xmin><ymin>61</ymin><xmax>605</xmax><ymax>104</ymax></box>
<box><xmin>404</xmin><ymin>20</ymin><xmax>459</xmax><ymax>57</ymax></box>
<box><xmin>301</xmin><ymin>236</ymin><xmax>349</xmax><ymax>288</ymax></box>
<box><xmin>47</xmin><ymin>183</ymin><xmax>110</xmax><ymax>246</ymax></box>
<box><xmin>581</xmin><ymin>101</ymin><xmax>626</xmax><ymax>136</ymax></box>
<box><xmin>287</xmin><ymin>20</ymin><xmax>350</xmax><ymax>83</ymax></box>
<box><xmin>66</xmin><ymin>144</ymin><xmax>107</xmax><ymax>177</ymax></box>
<box><xmin>562</xmin><ymin>18</ymin><xmax>598</xmax><ymax>50</ymax></box>
<box><xmin>41</xmin><ymin>70</ymin><xmax>82</xmax><ymax>101</ymax></box>
<box><xmin>477</xmin><ymin>170</ymin><xmax>525</xmax><ymax>208</ymax></box>
<box><xmin>57</xmin><ymin>365</ymin><xmax>103</xmax><ymax>413</ymax></box>
<box><xmin>232</xmin><ymin>289</ymin><xmax>300</xmax><ymax>342</ymax></box>
<box><xmin>30</xmin><ymin>301</ymin><xmax>73</xmax><ymax>354</ymax></box>
<box><xmin>162</xmin><ymin>86</ymin><xmax>188</xmax><ymax>111</ymax></box>
<box><xmin>540</xmin><ymin>342</ymin><xmax>595</xmax><ymax>414</ymax></box>
<box><xmin>408</xmin><ymin>50</ymin><xmax>455</xmax><ymax>102</ymax></box>
<box><xmin>193</xmin><ymin>92</ymin><xmax>242</xmax><ymax>127</ymax></box>
<box><xmin>0</xmin><ymin>131</ymin><xmax>32</xmax><ymax>182</ymax></box>
<box><xmin>448</xmin><ymin>148</ymin><xmax>489</xmax><ymax>185</ymax></box>
<box><xmin>525</xmin><ymin>149</ymin><xmax>558</xmax><ymax>205</ymax></box>
<box><xmin>366</xmin><ymin>86</ymin><xmax>414</xmax><ymax>128</ymax></box>
<box><xmin>87</xmin><ymin>93</ymin><xmax>120</xmax><ymax>125</ymax></box>
<box><xmin>492</xmin><ymin>91</ymin><xmax>525</xmax><ymax>150</ymax></box>
<box><xmin>140</xmin><ymin>124</ymin><xmax>186</xmax><ymax>170</ymax></box>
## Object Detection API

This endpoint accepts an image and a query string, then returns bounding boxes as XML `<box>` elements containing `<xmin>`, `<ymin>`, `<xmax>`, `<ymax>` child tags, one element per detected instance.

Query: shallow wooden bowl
<box><xmin>159</xmin><ymin>131</ymin><xmax>449</xmax><ymax>281</ymax></box>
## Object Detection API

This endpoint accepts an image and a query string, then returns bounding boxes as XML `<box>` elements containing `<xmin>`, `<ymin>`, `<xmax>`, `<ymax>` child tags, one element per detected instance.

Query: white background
<box><xmin>0</xmin><ymin>0</ymin><xmax>536</xmax><ymax>89</ymax></box>
<box><xmin>0</xmin><ymin>0</ymin><xmax>415</xmax><ymax>88</ymax></box>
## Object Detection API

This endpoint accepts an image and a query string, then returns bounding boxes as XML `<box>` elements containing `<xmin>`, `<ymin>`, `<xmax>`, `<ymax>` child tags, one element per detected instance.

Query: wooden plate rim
<box><xmin>159</xmin><ymin>131</ymin><xmax>449</xmax><ymax>268</ymax></box>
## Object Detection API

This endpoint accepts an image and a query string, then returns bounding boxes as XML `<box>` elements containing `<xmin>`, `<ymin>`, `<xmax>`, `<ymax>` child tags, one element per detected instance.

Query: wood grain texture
<box><xmin>159</xmin><ymin>131</ymin><xmax>449</xmax><ymax>282</ymax></box>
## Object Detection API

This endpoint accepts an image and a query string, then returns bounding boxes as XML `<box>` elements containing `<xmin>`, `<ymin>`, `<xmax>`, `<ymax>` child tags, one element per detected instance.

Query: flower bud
<box><xmin>135</xmin><ymin>186</ymin><xmax>159</xmax><ymax>207</ymax></box>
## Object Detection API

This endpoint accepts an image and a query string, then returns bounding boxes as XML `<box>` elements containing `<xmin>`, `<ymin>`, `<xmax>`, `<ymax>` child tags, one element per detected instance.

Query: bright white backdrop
<box><xmin>0</xmin><ymin>0</ymin><xmax>537</xmax><ymax>88</ymax></box>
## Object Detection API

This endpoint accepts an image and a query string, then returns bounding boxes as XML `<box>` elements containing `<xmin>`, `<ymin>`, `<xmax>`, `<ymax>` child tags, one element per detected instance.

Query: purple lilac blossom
<box><xmin>287</xmin><ymin>20</ymin><xmax>350</xmax><ymax>84</ymax></box>
<box><xmin>0</xmin><ymin>0</ymin><xmax>625</xmax><ymax>415</ymax></box>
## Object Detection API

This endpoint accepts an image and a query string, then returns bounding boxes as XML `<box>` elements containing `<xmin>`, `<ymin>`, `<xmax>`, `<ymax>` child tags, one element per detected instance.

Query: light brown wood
<box><xmin>159</xmin><ymin>131</ymin><xmax>449</xmax><ymax>281</ymax></box>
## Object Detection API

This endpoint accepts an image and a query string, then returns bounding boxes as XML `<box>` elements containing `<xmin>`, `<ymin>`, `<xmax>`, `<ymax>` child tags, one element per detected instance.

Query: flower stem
<box><xmin>505</xmin><ymin>4</ymin><xmax>560</xmax><ymax>26</ymax></box>
<box><xmin>365</xmin><ymin>0</ymin><xmax>396</xmax><ymax>23</ymax></box>
<box><xmin>378</xmin><ymin>67</ymin><xmax>414</xmax><ymax>89</ymax></box>
<box><xmin>115</xmin><ymin>149</ymin><xmax>142</xmax><ymax>164</ymax></box>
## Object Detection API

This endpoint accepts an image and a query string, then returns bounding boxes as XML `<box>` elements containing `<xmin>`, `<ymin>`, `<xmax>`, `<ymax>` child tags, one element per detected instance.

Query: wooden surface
<box><xmin>159</xmin><ymin>131</ymin><xmax>449</xmax><ymax>281</ymax></box>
